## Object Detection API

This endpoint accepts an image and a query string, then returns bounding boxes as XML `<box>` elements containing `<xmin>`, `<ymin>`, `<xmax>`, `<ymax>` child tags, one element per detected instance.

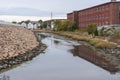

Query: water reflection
<box><xmin>54</xmin><ymin>40</ymin><xmax>60</xmax><ymax>45</ymax></box>
<box><xmin>0</xmin><ymin>74</ymin><xmax>10</xmax><ymax>80</ymax></box>
<box><xmin>1</xmin><ymin>33</ymin><xmax>120</xmax><ymax>80</ymax></box>
<box><xmin>71</xmin><ymin>45</ymin><xmax>119</xmax><ymax>74</ymax></box>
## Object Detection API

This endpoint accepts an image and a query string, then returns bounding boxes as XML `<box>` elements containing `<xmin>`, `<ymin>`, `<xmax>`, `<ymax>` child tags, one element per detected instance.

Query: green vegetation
<box><xmin>53</xmin><ymin>31</ymin><xmax>90</xmax><ymax>42</ymax></box>
<box><xmin>18</xmin><ymin>21</ymin><xmax>24</xmax><ymax>24</ymax></box>
<box><xmin>99</xmin><ymin>27</ymin><xmax>105</xmax><ymax>36</ymax></box>
<box><xmin>54</xmin><ymin>20</ymin><xmax>61</xmax><ymax>30</ymax></box>
<box><xmin>33</xmin><ymin>22</ymin><xmax>119</xmax><ymax>49</ymax></box>
<box><xmin>54</xmin><ymin>20</ymin><xmax>78</xmax><ymax>31</ymax></box>
<box><xmin>12</xmin><ymin>21</ymin><xmax>17</xmax><ymax>24</ymax></box>
<box><xmin>68</xmin><ymin>23</ymin><xmax>78</xmax><ymax>31</ymax></box>
<box><xmin>32</xmin><ymin>29</ymin><xmax>118</xmax><ymax>49</ymax></box>
<box><xmin>41</xmin><ymin>22</ymin><xmax>47</xmax><ymax>29</ymax></box>
<box><xmin>24</xmin><ymin>20</ymin><xmax>31</xmax><ymax>25</ymax></box>
<box><xmin>113</xmin><ymin>32</ymin><xmax>120</xmax><ymax>39</ymax></box>
<box><xmin>38</xmin><ymin>20</ymin><xmax>43</xmax><ymax>24</ymax></box>
<box><xmin>38</xmin><ymin>20</ymin><xmax>44</xmax><ymax>29</ymax></box>
<box><xmin>87</xmin><ymin>24</ymin><xmax>98</xmax><ymax>37</ymax></box>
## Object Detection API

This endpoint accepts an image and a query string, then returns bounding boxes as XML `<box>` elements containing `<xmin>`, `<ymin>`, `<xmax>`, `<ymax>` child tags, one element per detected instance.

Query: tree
<box><xmin>24</xmin><ymin>20</ymin><xmax>31</xmax><ymax>28</ymax></box>
<box><xmin>18</xmin><ymin>21</ymin><xmax>25</xmax><ymax>24</ymax></box>
<box><xmin>24</xmin><ymin>20</ymin><xmax>30</xmax><ymax>24</ymax></box>
<box><xmin>87</xmin><ymin>24</ymin><xmax>98</xmax><ymax>37</ymax></box>
<box><xmin>61</xmin><ymin>20</ymin><xmax>70</xmax><ymax>31</ymax></box>
<box><xmin>54</xmin><ymin>20</ymin><xmax>62</xmax><ymax>31</ymax></box>
<box><xmin>12</xmin><ymin>21</ymin><xmax>17</xmax><ymax>24</ymax></box>
<box><xmin>54</xmin><ymin>20</ymin><xmax>78</xmax><ymax>31</ymax></box>
<box><xmin>38</xmin><ymin>20</ymin><xmax>43</xmax><ymax>24</ymax></box>
<box><xmin>41</xmin><ymin>22</ymin><xmax>47</xmax><ymax>29</ymax></box>
<box><xmin>35</xmin><ymin>20</ymin><xmax>43</xmax><ymax>29</ymax></box>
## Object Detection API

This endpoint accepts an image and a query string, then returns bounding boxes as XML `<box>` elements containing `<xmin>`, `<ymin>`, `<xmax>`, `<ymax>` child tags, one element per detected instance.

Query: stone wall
<box><xmin>0</xmin><ymin>24</ymin><xmax>39</xmax><ymax>60</ymax></box>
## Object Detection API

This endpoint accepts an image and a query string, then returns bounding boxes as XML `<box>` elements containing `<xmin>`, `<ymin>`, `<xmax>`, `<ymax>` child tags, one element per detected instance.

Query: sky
<box><xmin>0</xmin><ymin>0</ymin><xmax>118</xmax><ymax>22</ymax></box>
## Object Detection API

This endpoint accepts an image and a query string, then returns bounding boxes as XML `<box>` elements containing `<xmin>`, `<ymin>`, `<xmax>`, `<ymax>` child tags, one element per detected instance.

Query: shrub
<box><xmin>113</xmin><ymin>32</ymin><xmax>120</xmax><ymax>39</ymax></box>
<box><xmin>54</xmin><ymin>20</ymin><xmax>78</xmax><ymax>31</ymax></box>
<box><xmin>99</xmin><ymin>27</ymin><xmax>105</xmax><ymax>36</ymax></box>
<box><xmin>68</xmin><ymin>23</ymin><xmax>78</xmax><ymax>31</ymax></box>
<box><xmin>87</xmin><ymin>24</ymin><xmax>98</xmax><ymax>37</ymax></box>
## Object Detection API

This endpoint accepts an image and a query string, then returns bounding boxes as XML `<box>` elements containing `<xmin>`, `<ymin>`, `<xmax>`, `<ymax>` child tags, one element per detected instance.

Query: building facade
<box><xmin>67</xmin><ymin>1</ymin><xmax>120</xmax><ymax>29</ymax></box>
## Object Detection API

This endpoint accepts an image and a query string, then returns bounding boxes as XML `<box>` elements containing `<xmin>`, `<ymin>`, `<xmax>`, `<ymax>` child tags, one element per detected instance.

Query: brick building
<box><xmin>67</xmin><ymin>0</ymin><xmax>120</xmax><ymax>29</ymax></box>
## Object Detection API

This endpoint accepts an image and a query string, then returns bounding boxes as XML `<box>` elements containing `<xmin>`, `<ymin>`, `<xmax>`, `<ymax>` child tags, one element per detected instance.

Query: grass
<box><xmin>112</xmin><ymin>32</ymin><xmax>120</xmax><ymax>39</ymax></box>
<box><xmin>32</xmin><ymin>30</ymin><xmax>117</xmax><ymax>49</ymax></box>
<box><xmin>53</xmin><ymin>31</ymin><xmax>90</xmax><ymax>41</ymax></box>
<box><xmin>89</xmin><ymin>38</ymin><xmax>117</xmax><ymax>49</ymax></box>
<box><xmin>54</xmin><ymin>31</ymin><xmax>117</xmax><ymax>49</ymax></box>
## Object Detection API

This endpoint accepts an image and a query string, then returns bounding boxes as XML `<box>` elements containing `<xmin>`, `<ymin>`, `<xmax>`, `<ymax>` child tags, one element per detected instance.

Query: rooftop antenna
<box><xmin>50</xmin><ymin>12</ymin><xmax>53</xmax><ymax>30</ymax></box>
<box><xmin>51</xmin><ymin>12</ymin><xmax>53</xmax><ymax>20</ymax></box>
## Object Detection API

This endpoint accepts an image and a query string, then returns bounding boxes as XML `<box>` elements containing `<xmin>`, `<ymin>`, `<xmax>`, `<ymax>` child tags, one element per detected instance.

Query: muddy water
<box><xmin>0</xmin><ymin>33</ymin><xmax>120</xmax><ymax>80</ymax></box>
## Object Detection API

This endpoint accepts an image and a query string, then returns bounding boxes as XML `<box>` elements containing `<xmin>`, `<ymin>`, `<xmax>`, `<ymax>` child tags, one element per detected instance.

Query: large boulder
<box><xmin>0</xmin><ymin>25</ymin><xmax>39</xmax><ymax>60</ymax></box>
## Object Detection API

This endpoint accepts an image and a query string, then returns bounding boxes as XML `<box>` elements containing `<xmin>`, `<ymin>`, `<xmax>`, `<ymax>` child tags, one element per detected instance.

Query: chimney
<box><xmin>111</xmin><ymin>0</ymin><xmax>117</xmax><ymax>2</ymax></box>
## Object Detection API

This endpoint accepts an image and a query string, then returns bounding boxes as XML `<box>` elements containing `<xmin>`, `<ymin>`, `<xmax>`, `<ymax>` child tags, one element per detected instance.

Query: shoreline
<box><xmin>0</xmin><ymin>25</ymin><xmax>47</xmax><ymax>73</ymax></box>
<box><xmin>33</xmin><ymin>30</ymin><xmax>120</xmax><ymax>69</ymax></box>
<box><xmin>0</xmin><ymin>43</ymin><xmax>47</xmax><ymax>73</ymax></box>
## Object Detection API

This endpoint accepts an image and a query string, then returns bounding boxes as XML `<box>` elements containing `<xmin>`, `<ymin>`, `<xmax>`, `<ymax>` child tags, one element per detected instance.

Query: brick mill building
<box><xmin>67</xmin><ymin>0</ymin><xmax>120</xmax><ymax>29</ymax></box>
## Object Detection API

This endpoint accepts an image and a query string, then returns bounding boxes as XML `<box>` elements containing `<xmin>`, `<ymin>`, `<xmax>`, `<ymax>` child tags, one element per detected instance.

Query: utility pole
<box><xmin>51</xmin><ymin>12</ymin><xmax>53</xmax><ymax>30</ymax></box>
<box><xmin>51</xmin><ymin>12</ymin><xmax>53</xmax><ymax>20</ymax></box>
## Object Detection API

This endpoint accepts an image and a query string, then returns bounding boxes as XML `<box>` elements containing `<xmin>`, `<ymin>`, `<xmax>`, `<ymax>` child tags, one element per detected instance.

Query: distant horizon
<box><xmin>0</xmin><ymin>15</ymin><xmax>67</xmax><ymax>22</ymax></box>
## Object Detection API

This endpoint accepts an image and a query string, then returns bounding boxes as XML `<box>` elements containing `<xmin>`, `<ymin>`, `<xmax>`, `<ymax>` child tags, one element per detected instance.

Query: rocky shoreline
<box><xmin>79</xmin><ymin>41</ymin><xmax>120</xmax><ymax>70</ymax></box>
<box><xmin>0</xmin><ymin>25</ymin><xmax>47</xmax><ymax>72</ymax></box>
<box><xmin>0</xmin><ymin>43</ymin><xmax>47</xmax><ymax>72</ymax></box>
<box><xmin>0</xmin><ymin>25</ymin><xmax>39</xmax><ymax>60</ymax></box>
<box><xmin>103</xmin><ymin>47</ymin><xmax>120</xmax><ymax>59</ymax></box>
<box><xmin>51</xmin><ymin>31</ymin><xmax>120</xmax><ymax>69</ymax></box>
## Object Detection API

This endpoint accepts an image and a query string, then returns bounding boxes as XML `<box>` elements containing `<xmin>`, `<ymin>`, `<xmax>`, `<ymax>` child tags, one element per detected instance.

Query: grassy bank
<box><xmin>32</xmin><ymin>30</ymin><xmax>117</xmax><ymax>49</ymax></box>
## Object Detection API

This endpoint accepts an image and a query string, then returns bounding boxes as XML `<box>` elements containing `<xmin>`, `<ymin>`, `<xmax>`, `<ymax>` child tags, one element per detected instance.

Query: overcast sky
<box><xmin>0</xmin><ymin>0</ymin><xmax>118</xmax><ymax>21</ymax></box>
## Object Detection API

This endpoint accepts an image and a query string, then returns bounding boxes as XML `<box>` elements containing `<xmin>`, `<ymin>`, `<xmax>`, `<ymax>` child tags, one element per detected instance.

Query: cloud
<box><xmin>0</xmin><ymin>15</ymin><xmax>67</xmax><ymax>22</ymax></box>
<box><xmin>0</xmin><ymin>7</ymin><xmax>66</xmax><ymax>17</ymax></box>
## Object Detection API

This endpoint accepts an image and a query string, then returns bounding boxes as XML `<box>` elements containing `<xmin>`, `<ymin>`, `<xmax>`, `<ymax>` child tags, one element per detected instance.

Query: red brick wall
<box><xmin>78</xmin><ymin>3</ymin><xmax>111</xmax><ymax>29</ymax></box>
<box><xmin>67</xmin><ymin>2</ymin><xmax>120</xmax><ymax>29</ymax></box>
<box><xmin>110</xmin><ymin>2</ymin><xmax>120</xmax><ymax>24</ymax></box>
<box><xmin>67</xmin><ymin>13</ymin><xmax>74</xmax><ymax>23</ymax></box>
<box><xmin>67</xmin><ymin>11</ymin><xmax>78</xmax><ymax>24</ymax></box>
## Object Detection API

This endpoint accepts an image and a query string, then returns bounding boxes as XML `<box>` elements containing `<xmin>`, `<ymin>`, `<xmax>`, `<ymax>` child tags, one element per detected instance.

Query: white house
<box><xmin>21</xmin><ymin>22</ymin><xmax>27</xmax><ymax>28</ymax></box>
<box><xmin>28</xmin><ymin>22</ymin><xmax>34</xmax><ymax>29</ymax></box>
<box><xmin>20</xmin><ymin>21</ymin><xmax>41</xmax><ymax>30</ymax></box>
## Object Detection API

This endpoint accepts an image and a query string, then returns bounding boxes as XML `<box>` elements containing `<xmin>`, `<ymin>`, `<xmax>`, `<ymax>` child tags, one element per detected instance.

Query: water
<box><xmin>0</xmin><ymin>33</ymin><xmax>120</xmax><ymax>80</ymax></box>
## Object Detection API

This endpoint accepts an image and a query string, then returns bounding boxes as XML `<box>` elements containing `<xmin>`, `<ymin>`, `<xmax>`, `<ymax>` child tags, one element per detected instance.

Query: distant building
<box><xmin>21</xmin><ymin>22</ymin><xmax>27</xmax><ymax>28</ymax></box>
<box><xmin>44</xmin><ymin>19</ymin><xmax>66</xmax><ymax>30</ymax></box>
<box><xmin>67</xmin><ymin>0</ymin><xmax>120</xmax><ymax>29</ymax></box>
<box><xmin>20</xmin><ymin>21</ymin><xmax>41</xmax><ymax>29</ymax></box>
